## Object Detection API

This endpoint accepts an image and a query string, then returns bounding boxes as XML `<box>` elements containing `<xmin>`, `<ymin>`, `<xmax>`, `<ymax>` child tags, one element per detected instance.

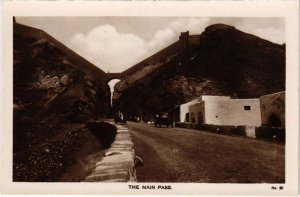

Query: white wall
<box><xmin>179</xmin><ymin>98</ymin><xmax>201</xmax><ymax>122</ymax></box>
<box><xmin>204</xmin><ymin>99</ymin><xmax>261</xmax><ymax>126</ymax></box>
<box><xmin>179</xmin><ymin>96</ymin><xmax>230</xmax><ymax>122</ymax></box>
<box><xmin>200</xmin><ymin>95</ymin><xmax>230</xmax><ymax>101</ymax></box>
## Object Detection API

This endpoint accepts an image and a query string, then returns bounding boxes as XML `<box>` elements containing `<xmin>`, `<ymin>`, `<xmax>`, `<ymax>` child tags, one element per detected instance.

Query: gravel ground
<box><xmin>127</xmin><ymin>122</ymin><xmax>285</xmax><ymax>183</ymax></box>
<box><xmin>13</xmin><ymin>124</ymin><xmax>103</xmax><ymax>182</ymax></box>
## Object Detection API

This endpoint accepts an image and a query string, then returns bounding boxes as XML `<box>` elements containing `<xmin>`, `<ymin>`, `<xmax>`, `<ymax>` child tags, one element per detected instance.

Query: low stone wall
<box><xmin>86</xmin><ymin>121</ymin><xmax>117</xmax><ymax>149</ymax></box>
<box><xmin>175</xmin><ymin>122</ymin><xmax>189</xmax><ymax>128</ymax></box>
<box><xmin>85</xmin><ymin>122</ymin><xmax>136</xmax><ymax>182</ymax></box>
<box><xmin>179</xmin><ymin>123</ymin><xmax>285</xmax><ymax>142</ymax></box>
<box><xmin>193</xmin><ymin>124</ymin><xmax>246</xmax><ymax>136</ymax></box>
<box><xmin>255</xmin><ymin>126</ymin><xmax>285</xmax><ymax>142</ymax></box>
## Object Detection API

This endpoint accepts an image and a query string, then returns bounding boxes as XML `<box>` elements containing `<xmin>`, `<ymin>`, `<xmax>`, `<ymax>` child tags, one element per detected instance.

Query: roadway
<box><xmin>126</xmin><ymin>121</ymin><xmax>285</xmax><ymax>183</ymax></box>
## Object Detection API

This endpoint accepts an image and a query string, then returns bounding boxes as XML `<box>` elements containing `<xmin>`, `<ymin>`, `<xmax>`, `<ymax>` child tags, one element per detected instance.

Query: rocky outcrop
<box><xmin>113</xmin><ymin>32</ymin><xmax>200</xmax><ymax>100</ymax></box>
<box><xmin>13</xmin><ymin>23</ymin><xmax>110</xmax><ymax>124</ymax></box>
<box><xmin>113</xmin><ymin>24</ymin><xmax>285</xmax><ymax>121</ymax></box>
<box><xmin>13</xmin><ymin>22</ymin><xmax>111</xmax><ymax>181</ymax></box>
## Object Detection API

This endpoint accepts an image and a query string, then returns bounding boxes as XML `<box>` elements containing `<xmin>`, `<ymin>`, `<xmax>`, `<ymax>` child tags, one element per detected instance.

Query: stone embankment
<box><xmin>85</xmin><ymin>123</ymin><xmax>136</xmax><ymax>182</ymax></box>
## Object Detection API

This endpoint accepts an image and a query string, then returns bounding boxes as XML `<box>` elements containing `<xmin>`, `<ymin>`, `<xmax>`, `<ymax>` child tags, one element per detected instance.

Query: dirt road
<box><xmin>126</xmin><ymin>122</ymin><xmax>285</xmax><ymax>183</ymax></box>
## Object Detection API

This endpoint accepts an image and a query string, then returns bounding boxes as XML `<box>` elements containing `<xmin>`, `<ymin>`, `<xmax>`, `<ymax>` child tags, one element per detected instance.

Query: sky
<box><xmin>17</xmin><ymin>17</ymin><xmax>285</xmax><ymax>73</ymax></box>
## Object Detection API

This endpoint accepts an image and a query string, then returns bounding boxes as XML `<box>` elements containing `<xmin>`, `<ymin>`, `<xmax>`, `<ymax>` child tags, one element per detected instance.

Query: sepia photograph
<box><xmin>12</xmin><ymin>16</ymin><xmax>286</xmax><ymax>183</ymax></box>
<box><xmin>1</xmin><ymin>1</ymin><xmax>299</xmax><ymax>195</ymax></box>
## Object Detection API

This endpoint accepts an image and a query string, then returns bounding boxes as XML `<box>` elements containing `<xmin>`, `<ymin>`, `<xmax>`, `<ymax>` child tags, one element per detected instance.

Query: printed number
<box><xmin>271</xmin><ymin>186</ymin><xmax>283</xmax><ymax>190</ymax></box>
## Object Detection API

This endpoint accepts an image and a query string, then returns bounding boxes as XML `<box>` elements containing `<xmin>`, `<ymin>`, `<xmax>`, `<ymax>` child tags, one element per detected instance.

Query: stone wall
<box><xmin>255</xmin><ymin>126</ymin><xmax>285</xmax><ymax>142</ymax></box>
<box><xmin>192</xmin><ymin>124</ymin><xmax>246</xmax><ymax>136</ymax></box>
<box><xmin>86</xmin><ymin>121</ymin><xmax>117</xmax><ymax>149</ymax></box>
<box><xmin>260</xmin><ymin>91</ymin><xmax>285</xmax><ymax>127</ymax></box>
<box><xmin>115</xmin><ymin>63</ymin><xmax>161</xmax><ymax>93</ymax></box>
<box><xmin>85</xmin><ymin>122</ymin><xmax>136</xmax><ymax>182</ymax></box>
<box><xmin>189</xmin><ymin>123</ymin><xmax>284</xmax><ymax>142</ymax></box>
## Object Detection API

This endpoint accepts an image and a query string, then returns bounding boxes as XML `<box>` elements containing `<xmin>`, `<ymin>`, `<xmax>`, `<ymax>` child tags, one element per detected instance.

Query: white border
<box><xmin>1</xmin><ymin>1</ymin><xmax>299</xmax><ymax>195</ymax></box>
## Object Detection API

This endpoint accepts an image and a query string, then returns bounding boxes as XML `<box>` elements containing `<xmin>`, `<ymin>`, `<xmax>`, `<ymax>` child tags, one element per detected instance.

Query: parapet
<box><xmin>179</xmin><ymin>31</ymin><xmax>189</xmax><ymax>48</ymax></box>
<box><xmin>179</xmin><ymin>31</ymin><xmax>189</xmax><ymax>40</ymax></box>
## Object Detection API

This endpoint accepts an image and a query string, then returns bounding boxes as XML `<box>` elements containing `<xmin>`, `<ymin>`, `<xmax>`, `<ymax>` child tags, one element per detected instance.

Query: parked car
<box><xmin>154</xmin><ymin>114</ymin><xmax>173</xmax><ymax>128</ymax></box>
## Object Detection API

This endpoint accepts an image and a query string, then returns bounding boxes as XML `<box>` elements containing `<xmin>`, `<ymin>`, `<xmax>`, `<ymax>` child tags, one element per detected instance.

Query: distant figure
<box><xmin>154</xmin><ymin>114</ymin><xmax>160</xmax><ymax>126</ymax></box>
<box><xmin>115</xmin><ymin>110</ymin><xmax>126</xmax><ymax>124</ymax></box>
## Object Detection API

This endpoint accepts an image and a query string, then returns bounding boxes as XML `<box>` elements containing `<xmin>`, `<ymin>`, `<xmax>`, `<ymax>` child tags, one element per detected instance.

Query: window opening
<box><xmin>244</xmin><ymin>106</ymin><xmax>251</xmax><ymax>111</ymax></box>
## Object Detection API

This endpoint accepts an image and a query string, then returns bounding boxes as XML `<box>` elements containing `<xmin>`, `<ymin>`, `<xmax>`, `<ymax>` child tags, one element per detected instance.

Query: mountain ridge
<box><xmin>113</xmin><ymin>23</ymin><xmax>285</xmax><ymax>120</ymax></box>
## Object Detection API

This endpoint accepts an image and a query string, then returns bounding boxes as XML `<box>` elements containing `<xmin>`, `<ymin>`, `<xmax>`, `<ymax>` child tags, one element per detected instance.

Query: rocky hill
<box><xmin>114</xmin><ymin>32</ymin><xmax>199</xmax><ymax>98</ymax></box>
<box><xmin>13</xmin><ymin>22</ymin><xmax>111</xmax><ymax>123</ymax></box>
<box><xmin>113</xmin><ymin>24</ymin><xmax>285</xmax><ymax>120</ymax></box>
<box><xmin>13</xmin><ymin>21</ymin><xmax>110</xmax><ymax>181</ymax></box>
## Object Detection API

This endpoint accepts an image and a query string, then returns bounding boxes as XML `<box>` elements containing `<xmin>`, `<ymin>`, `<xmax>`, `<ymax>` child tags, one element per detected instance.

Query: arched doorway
<box><xmin>197</xmin><ymin>111</ymin><xmax>203</xmax><ymax>124</ymax></box>
<box><xmin>268</xmin><ymin>114</ymin><xmax>281</xmax><ymax>127</ymax></box>
<box><xmin>185</xmin><ymin>113</ymin><xmax>189</xmax><ymax>123</ymax></box>
<box><xmin>190</xmin><ymin>112</ymin><xmax>195</xmax><ymax>123</ymax></box>
<box><xmin>107</xmin><ymin>79</ymin><xmax>121</xmax><ymax>107</ymax></box>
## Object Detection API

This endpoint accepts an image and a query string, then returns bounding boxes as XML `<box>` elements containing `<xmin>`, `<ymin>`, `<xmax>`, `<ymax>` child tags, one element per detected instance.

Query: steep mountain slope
<box><xmin>14</xmin><ymin>22</ymin><xmax>110</xmax><ymax>123</ymax></box>
<box><xmin>113</xmin><ymin>24</ymin><xmax>285</xmax><ymax>120</ymax></box>
<box><xmin>13</xmin><ymin>22</ymin><xmax>110</xmax><ymax>181</ymax></box>
<box><xmin>114</xmin><ymin>32</ymin><xmax>199</xmax><ymax>97</ymax></box>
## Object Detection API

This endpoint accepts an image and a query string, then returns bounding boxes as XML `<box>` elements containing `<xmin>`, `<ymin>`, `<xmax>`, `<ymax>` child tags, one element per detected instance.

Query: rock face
<box><xmin>13</xmin><ymin>23</ymin><xmax>110</xmax><ymax>123</ymax></box>
<box><xmin>113</xmin><ymin>31</ymin><xmax>200</xmax><ymax>100</ymax></box>
<box><xmin>13</xmin><ymin>22</ymin><xmax>111</xmax><ymax>181</ymax></box>
<box><xmin>113</xmin><ymin>24</ymin><xmax>285</xmax><ymax>120</ymax></box>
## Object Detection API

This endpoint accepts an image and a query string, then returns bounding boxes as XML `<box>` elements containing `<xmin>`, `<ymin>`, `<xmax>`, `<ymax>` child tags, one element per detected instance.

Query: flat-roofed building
<box><xmin>178</xmin><ymin>95</ymin><xmax>230</xmax><ymax>123</ymax></box>
<box><xmin>189</xmin><ymin>98</ymin><xmax>261</xmax><ymax>126</ymax></box>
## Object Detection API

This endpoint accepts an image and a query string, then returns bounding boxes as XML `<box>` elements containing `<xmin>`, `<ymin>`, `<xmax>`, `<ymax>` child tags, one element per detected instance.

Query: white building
<box><xmin>189</xmin><ymin>97</ymin><xmax>261</xmax><ymax>126</ymax></box>
<box><xmin>179</xmin><ymin>98</ymin><xmax>201</xmax><ymax>122</ymax></box>
<box><xmin>178</xmin><ymin>95</ymin><xmax>230</xmax><ymax>122</ymax></box>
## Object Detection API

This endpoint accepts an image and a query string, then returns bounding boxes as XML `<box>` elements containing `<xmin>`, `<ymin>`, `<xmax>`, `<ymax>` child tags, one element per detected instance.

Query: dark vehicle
<box><xmin>115</xmin><ymin>111</ymin><xmax>126</xmax><ymax>124</ymax></box>
<box><xmin>154</xmin><ymin>114</ymin><xmax>173</xmax><ymax>128</ymax></box>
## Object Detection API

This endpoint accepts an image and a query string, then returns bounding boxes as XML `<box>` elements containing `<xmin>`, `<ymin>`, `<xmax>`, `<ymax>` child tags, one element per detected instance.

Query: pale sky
<box><xmin>17</xmin><ymin>17</ymin><xmax>285</xmax><ymax>73</ymax></box>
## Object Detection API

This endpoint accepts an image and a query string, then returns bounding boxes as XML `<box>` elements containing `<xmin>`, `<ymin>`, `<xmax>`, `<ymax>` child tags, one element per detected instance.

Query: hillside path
<box><xmin>126</xmin><ymin>122</ymin><xmax>284</xmax><ymax>183</ymax></box>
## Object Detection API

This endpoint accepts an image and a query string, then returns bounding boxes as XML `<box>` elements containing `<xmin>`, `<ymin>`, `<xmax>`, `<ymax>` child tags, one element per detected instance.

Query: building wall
<box><xmin>179</xmin><ymin>96</ymin><xmax>230</xmax><ymax>122</ymax></box>
<box><xmin>260</xmin><ymin>92</ymin><xmax>285</xmax><ymax>127</ymax></box>
<box><xmin>203</xmin><ymin>99</ymin><xmax>261</xmax><ymax>126</ymax></box>
<box><xmin>189</xmin><ymin>102</ymin><xmax>205</xmax><ymax>124</ymax></box>
<box><xmin>200</xmin><ymin>95</ymin><xmax>230</xmax><ymax>101</ymax></box>
<box><xmin>179</xmin><ymin>98</ymin><xmax>201</xmax><ymax>122</ymax></box>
